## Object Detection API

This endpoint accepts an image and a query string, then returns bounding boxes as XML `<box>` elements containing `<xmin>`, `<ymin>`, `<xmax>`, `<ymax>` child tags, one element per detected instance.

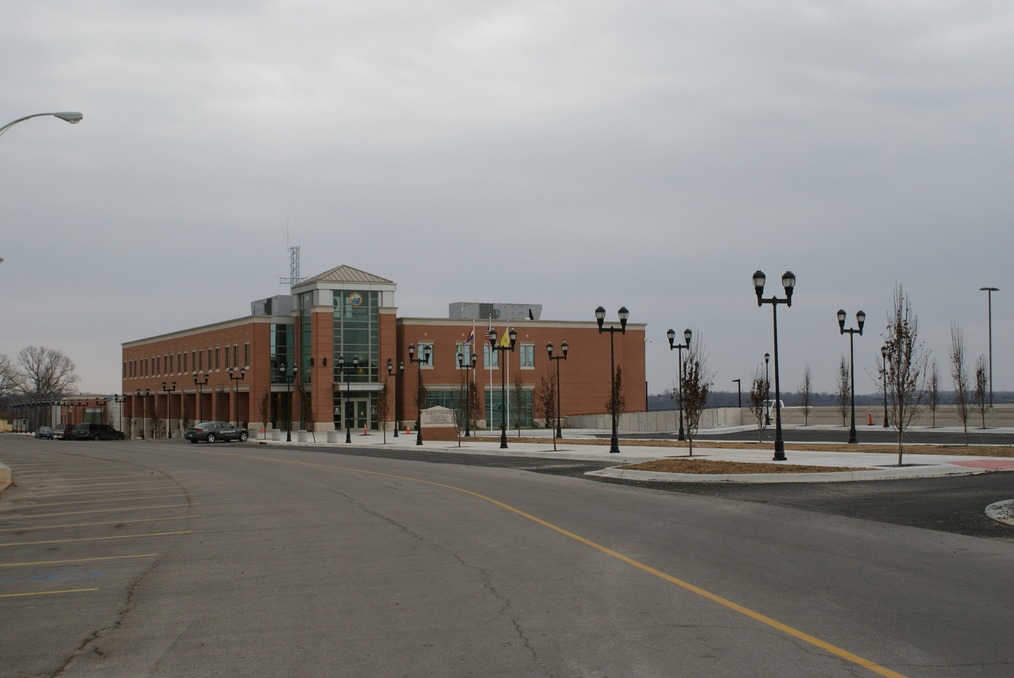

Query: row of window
<box><xmin>125</xmin><ymin>342</ymin><xmax>251</xmax><ymax>380</ymax></box>
<box><xmin>411</xmin><ymin>343</ymin><xmax>538</xmax><ymax>369</ymax></box>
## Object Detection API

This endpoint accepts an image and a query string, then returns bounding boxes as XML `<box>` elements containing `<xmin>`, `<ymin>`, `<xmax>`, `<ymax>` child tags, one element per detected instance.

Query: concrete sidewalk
<box><xmin>253</xmin><ymin>426</ymin><xmax>1014</xmax><ymax>484</ymax></box>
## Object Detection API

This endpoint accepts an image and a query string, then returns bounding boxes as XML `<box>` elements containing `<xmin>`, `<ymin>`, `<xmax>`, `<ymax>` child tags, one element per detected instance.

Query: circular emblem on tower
<box><xmin>348</xmin><ymin>292</ymin><xmax>363</xmax><ymax>306</ymax></box>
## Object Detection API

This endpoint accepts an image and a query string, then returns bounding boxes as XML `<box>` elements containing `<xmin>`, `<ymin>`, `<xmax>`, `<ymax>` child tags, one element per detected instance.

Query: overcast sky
<box><xmin>3</xmin><ymin>1</ymin><xmax>1012</xmax><ymax>400</ymax></box>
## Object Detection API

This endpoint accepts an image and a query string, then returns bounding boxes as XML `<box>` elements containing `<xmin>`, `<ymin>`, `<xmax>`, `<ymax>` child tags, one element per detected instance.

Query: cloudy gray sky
<box><xmin>3</xmin><ymin>1</ymin><xmax>1012</xmax><ymax>399</ymax></box>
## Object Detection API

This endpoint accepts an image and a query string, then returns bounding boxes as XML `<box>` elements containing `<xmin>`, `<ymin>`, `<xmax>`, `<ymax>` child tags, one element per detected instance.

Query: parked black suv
<box><xmin>73</xmin><ymin>423</ymin><xmax>126</xmax><ymax>440</ymax></box>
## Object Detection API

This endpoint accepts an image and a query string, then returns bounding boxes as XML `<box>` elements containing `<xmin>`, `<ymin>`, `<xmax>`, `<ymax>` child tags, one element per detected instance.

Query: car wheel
<box><xmin>206</xmin><ymin>433</ymin><xmax>216</xmax><ymax>443</ymax></box>
<box><xmin>238</xmin><ymin>432</ymin><xmax>248</xmax><ymax>442</ymax></box>
<box><xmin>93</xmin><ymin>434</ymin><xmax>101</xmax><ymax>441</ymax></box>
<box><xmin>188</xmin><ymin>439</ymin><xmax>197</xmax><ymax>444</ymax></box>
<box><xmin>117</xmin><ymin>434</ymin><xmax>125</xmax><ymax>440</ymax></box>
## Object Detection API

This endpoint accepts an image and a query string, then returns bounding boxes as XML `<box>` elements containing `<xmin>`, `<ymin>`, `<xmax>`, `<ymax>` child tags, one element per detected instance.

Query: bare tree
<box><xmin>680</xmin><ymin>332</ymin><xmax>713</xmax><ymax>456</ymax></box>
<box><xmin>604</xmin><ymin>366</ymin><xmax>626</xmax><ymax>416</ymax></box>
<box><xmin>926</xmin><ymin>360</ymin><xmax>941</xmax><ymax>428</ymax></box>
<box><xmin>835</xmin><ymin>355</ymin><xmax>850</xmax><ymax>427</ymax></box>
<box><xmin>748</xmin><ymin>368</ymin><xmax>769</xmax><ymax>443</ymax></box>
<box><xmin>973</xmin><ymin>354</ymin><xmax>989</xmax><ymax>429</ymax></box>
<box><xmin>535</xmin><ymin>371</ymin><xmax>556</xmax><ymax>430</ymax></box>
<box><xmin>798</xmin><ymin>365</ymin><xmax>812</xmax><ymax>426</ymax></box>
<box><xmin>949</xmin><ymin>322</ymin><xmax>970</xmax><ymax>444</ymax></box>
<box><xmin>512</xmin><ymin>371</ymin><xmax>526</xmax><ymax>436</ymax></box>
<box><xmin>881</xmin><ymin>285</ymin><xmax>928</xmax><ymax>465</ymax></box>
<box><xmin>0</xmin><ymin>354</ymin><xmax>18</xmax><ymax>397</ymax></box>
<box><xmin>375</xmin><ymin>379</ymin><xmax>391</xmax><ymax>443</ymax></box>
<box><xmin>258</xmin><ymin>392</ymin><xmax>271</xmax><ymax>439</ymax></box>
<box><xmin>14</xmin><ymin>346</ymin><xmax>80</xmax><ymax>398</ymax></box>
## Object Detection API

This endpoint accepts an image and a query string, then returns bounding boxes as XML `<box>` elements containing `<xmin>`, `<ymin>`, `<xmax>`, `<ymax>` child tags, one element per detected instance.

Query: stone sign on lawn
<box><xmin>421</xmin><ymin>406</ymin><xmax>458</xmax><ymax>441</ymax></box>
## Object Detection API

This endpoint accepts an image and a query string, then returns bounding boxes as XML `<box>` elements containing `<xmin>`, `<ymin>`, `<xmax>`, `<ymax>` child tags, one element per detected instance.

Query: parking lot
<box><xmin>0</xmin><ymin>440</ymin><xmax>195</xmax><ymax>675</ymax></box>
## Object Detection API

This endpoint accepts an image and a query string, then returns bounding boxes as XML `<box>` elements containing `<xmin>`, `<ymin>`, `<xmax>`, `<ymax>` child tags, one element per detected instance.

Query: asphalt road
<box><xmin>1</xmin><ymin>437</ymin><xmax>1012</xmax><ymax>677</ymax></box>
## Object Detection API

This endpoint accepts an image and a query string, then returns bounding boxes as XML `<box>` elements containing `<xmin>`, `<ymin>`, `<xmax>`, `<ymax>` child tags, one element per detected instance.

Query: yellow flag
<box><xmin>499</xmin><ymin>325</ymin><xmax>511</xmax><ymax>347</ymax></box>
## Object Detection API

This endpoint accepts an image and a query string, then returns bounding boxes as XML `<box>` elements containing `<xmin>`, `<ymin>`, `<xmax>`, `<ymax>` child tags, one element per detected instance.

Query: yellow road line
<box><xmin>222</xmin><ymin>450</ymin><xmax>909</xmax><ymax>678</ymax></box>
<box><xmin>0</xmin><ymin>588</ymin><xmax>98</xmax><ymax>598</ymax></box>
<box><xmin>0</xmin><ymin>515</ymin><xmax>197</xmax><ymax>533</ymax></box>
<box><xmin>1</xmin><ymin>554</ymin><xmax>158</xmax><ymax>568</ymax></box>
<box><xmin>0</xmin><ymin>531</ymin><xmax>192</xmax><ymax>548</ymax></box>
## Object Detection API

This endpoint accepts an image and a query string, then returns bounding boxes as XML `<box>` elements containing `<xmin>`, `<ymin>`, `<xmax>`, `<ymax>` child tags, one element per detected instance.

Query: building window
<box><xmin>244</xmin><ymin>342</ymin><xmax>250</xmax><ymax>367</ymax></box>
<box><xmin>456</xmin><ymin>343</ymin><xmax>473</xmax><ymax>368</ymax></box>
<box><xmin>233</xmin><ymin>343</ymin><xmax>239</xmax><ymax>368</ymax></box>
<box><xmin>483</xmin><ymin>344</ymin><xmax>499</xmax><ymax>368</ymax></box>
<box><xmin>215</xmin><ymin>347</ymin><xmax>220</xmax><ymax>370</ymax></box>
<box><xmin>519</xmin><ymin>343</ymin><xmax>535</xmax><ymax>369</ymax></box>
<box><xmin>419</xmin><ymin>342</ymin><xmax>434</xmax><ymax>367</ymax></box>
<box><xmin>225</xmin><ymin>346</ymin><xmax>231</xmax><ymax>370</ymax></box>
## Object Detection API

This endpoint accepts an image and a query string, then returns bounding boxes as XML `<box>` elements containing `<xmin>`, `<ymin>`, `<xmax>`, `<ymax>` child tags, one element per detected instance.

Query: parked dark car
<box><xmin>73</xmin><ymin>423</ymin><xmax>126</xmax><ymax>440</ymax></box>
<box><xmin>184</xmin><ymin>421</ymin><xmax>249</xmax><ymax>444</ymax></box>
<box><xmin>35</xmin><ymin>426</ymin><xmax>54</xmax><ymax>439</ymax></box>
<box><xmin>57</xmin><ymin>424</ymin><xmax>77</xmax><ymax>440</ymax></box>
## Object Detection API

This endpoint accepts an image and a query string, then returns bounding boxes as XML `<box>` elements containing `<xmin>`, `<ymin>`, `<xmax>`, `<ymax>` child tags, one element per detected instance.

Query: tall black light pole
<box><xmin>596</xmin><ymin>306</ymin><xmax>629</xmax><ymax>454</ymax></box>
<box><xmin>193</xmin><ymin>371</ymin><xmax>209</xmax><ymax>422</ymax></box>
<box><xmin>488</xmin><ymin>328</ymin><xmax>518</xmax><ymax>449</ymax></box>
<box><xmin>546</xmin><ymin>341</ymin><xmax>569</xmax><ymax>438</ymax></box>
<box><xmin>732</xmin><ymin>379</ymin><xmax>742</xmax><ymax>409</ymax></box>
<box><xmin>135</xmin><ymin>388</ymin><xmax>150</xmax><ymax>439</ymax></box>
<box><xmin>408</xmin><ymin>343</ymin><xmax>432</xmax><ymax>446</ymax></box>
<box><xmin>763</xmin><ymin>352</ymin><xmax>771</xmax><ymax>425</ymax></box>
<box><xmin>114</xmin><ymin>394</ymin><xmax>126</xmax><ymax>433</ymax></box>
<box><xmin>227</xmin><ymin>367</ymin><xmax>246</xmax><ymax>427</ymax></box>
<box><xmin>457</xmin><ymin>351</ymin><xmax>479</xmax><ymax>436</ymax></box>
<box><xmin>666</xmin><ymin>328</ymin><xmax>691</xmax><ymax>441</ymax></box>
<box><xmin>161</xmin><ymin>381</ymin><xmax>177</xmax><ymax>438</ymax></box>
<box><xmin>337</xmin><ymin>355</ymin><xmax>360</xmax><ymax>443</ymax></box>
<box><xmin>837</xmin><ymin>309</ymin><xmax>866</xmax><ymax>444</ymax></box>
<box><xmin>880</xmin><ymin>345</ymin><xmax>889</xmax><ymax>428</ymax></box>
<box><xmin>284</xmin><ymin>364</ymin><xmax>298</xmax><ymax>442</ymax></box>
<box><xmin>980</xmin><ymin>287</ymin><xmax>998</xmax><ymax>406</ymax></box>
<box><xmin>387</xmin><ymin>359</ymin><xmax>404</xmax><ymax>437</ymax></box>
<box><xmin>753</xmin><ymin>270</ymin><xmax>796</xmax><ymax>461</ymax></box>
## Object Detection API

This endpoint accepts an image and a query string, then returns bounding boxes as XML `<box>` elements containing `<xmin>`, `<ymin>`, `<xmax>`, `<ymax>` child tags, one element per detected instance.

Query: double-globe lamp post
<box><xmin>546</xmin><ymin>341</ymin><xmax>568</xmax><ymax>438</ymax></box>
<box><xmin>408</xmin><ymin>343</ymin><xmax>432</xmax><ymax>446</ymax></box>
<box><xmin>193</xmin><ymin>372</ymin><xmax>209</xmax><ymax>422</ymax></box>
<box><xmin>880</xmin><ymin>345</ymin><xmax>889</xmax><ymax>428</ymax></box>
<box><xmin>488</xmin><ymin>328</ymin><xmax>518</xmax><ymax>449</ymax></box>
<box><xmin>337</xmin><ymin>356</ymin><xmax>360</xmax><ymax>443</ymax></box>
<box><xmin>596</xmin><ymin>306</ymin><xmax>629</xmax><ymax>454</ymax></box>
<box><xmin>387</xmin><ymin>359</ymin><xmax>404</xmax><ymax>437</ymax></box>
<box><xmin>227</xmin><ymin>367</ymin><xmax>246</xmax><ymax>427</ymax></box>
<box><xmin>836</xmin><ymin>309</ymin><xmax>865</xmax><ymax>444</ymax></box>
<box><xmin>666</xmin><ymin>328</ymin><xmax>691</xmax><ymax>441</ymax></box>
<box><xmin>456</xmin><ymin>351</ymin><xmax>478</xmax><ymax>437</ymax></box>
<box><xmin>161</xmin><ymin>381</ymin><xmax>176</xmax><ymax>438</ymax></box>
<box><xmin>980</xmin><ymin>286</ymin><xmax>998</xmax><ymax>406</ymax></box>
<box><xmin>753</xmin><ymin>270</ymin><xmax>795</xmax><ymax>461</ymax></box>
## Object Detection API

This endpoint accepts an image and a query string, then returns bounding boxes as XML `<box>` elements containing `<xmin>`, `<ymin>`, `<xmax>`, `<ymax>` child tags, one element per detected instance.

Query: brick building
<box><xmin>121</xmin><ymin>265</ymin><xmax>645</xmax><ymax>438</ymax></box>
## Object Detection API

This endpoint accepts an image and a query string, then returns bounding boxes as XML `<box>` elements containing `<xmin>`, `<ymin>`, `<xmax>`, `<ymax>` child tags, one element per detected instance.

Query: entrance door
<box><xmin>334</xmin><ymin>397</ymin><xmax>371</xmax><ymax>432</ymax></box>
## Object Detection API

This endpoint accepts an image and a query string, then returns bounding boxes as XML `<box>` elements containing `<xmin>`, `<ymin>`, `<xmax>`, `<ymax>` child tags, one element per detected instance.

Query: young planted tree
<box><xmin>881</xmin><ymin>285</ymin><xmax>928</xmax><ymax>465</ymax></box>
<box><xmin>679</xmin><ymin>332</ymin><xmax>713</xmax><ymax>456</ymax></box>
<box><xmin>949</xmin><ymin>323</ymin><xmax>970</xmax><ymax>444</ymax></box>
<box><xmin>748</xmin><ymin>368</ymin><xmax>770</xmax><ymax>443</ymax></box>
<box><xmin>258</xmin><ymin>392</ymin><xmax>271</xmax><ymax>438</ymax></box>
<box><xmin>925</xmin><ymin>360</ymin><xmax>941</xmax><ymax>428</ymax></box>
<box><xmin>604</xmin><ymin>366</ymin><xmax>627</xmax><ymax>417</ymax></box>
<box><xmin>973</xmin><ymin>355</ymin><xmax>989</xmax><ymax>429</ymax></box>
<box><xmin>535</xmin><ymin>372</ymin><xmax>556</xmax><ymax>431</ymax></box>
<box><xmin>798</xmin><ymin>365</ymin><xmax>812</xmax><ymax>426</ymax></box>
<box><xmin>835</xmin><ymin>355</ymin><xmax>850</xmax><ymax>427</ymax></box>
<box><xmin>511</xmin><ymin>371</ymin><xmax>526</xmax><ymax>436</ymax></box>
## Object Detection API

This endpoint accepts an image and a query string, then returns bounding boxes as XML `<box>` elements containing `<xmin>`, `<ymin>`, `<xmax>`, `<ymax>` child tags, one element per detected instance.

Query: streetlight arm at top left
<box><xmin>0</xmin><ymin>111</ymin><xmax>83</xmax><ymax>139</ymax></box>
